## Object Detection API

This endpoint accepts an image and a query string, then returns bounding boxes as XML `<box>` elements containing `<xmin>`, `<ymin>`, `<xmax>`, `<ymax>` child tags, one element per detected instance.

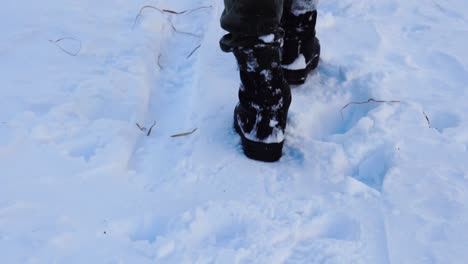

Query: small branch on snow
<box><xmin>133</xmin><ymin>5</ymin><xmax>165</xmax><ymax>28</ymax></box>
<box><xmin>147</xmin><ymin>121</ymin><xmax>157</xmax><ymax>136</ymax></box>
<box><xmin>187</xmin><ymin>44</ymin><xmax>201</xmax><ymax>59</ymax></box>
<box><xmin>48</xmin><ymin>37</ymin><xmax>82</xmax><ymax>56</ymax></box>
<box><xmin>171</xmin><ymin>128</ymin><xmax>198</xmax><ymax>138</ymax></box>
<box><xmin>136</xmin><ymin>123</ymin><xmax>147</xmax><ymax>132</ymax></box>
<box><xmin>157</xmin><ymin>54</ymin><xmax>164</xmax><ymax>70</ymax></box>
<box><xmin>170</xmin><ymin>24</ymin><xmax>201</xmax><ymax>38</ymax></box>
<box><xmin>133</xmin><ymin>5</ymin><xmax>212</xmax><ymax>34</ymax></box>
<box><xmin>136</xmin><ymin>121</ymin><xmax>157</xmax><ymax>136</ymax></box>
<box><xmin>423</xmin><ymin>111</ymin><xmax>431</xmax><ymax>128</ymax></box>
<box><xmin>342</xmin><ymin>98</ymin><xmax>401</xmax><ymax>111</ymax></box>
<box><xmin>161</xmin><ymin>5</ymin><xmax>213</xmax><ymax>15</ymax></box>
<box><xmin>341</xmin><ymin>98</ymin><xmax>401</xmax><ymax>119</ymax></box>
<box><xmin>135</xmin><ymin>5</ymin><xmax>212</xmax><ymax>19</ymax></box>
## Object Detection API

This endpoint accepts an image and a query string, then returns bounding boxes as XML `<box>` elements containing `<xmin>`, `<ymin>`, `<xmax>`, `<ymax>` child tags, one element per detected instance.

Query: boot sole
<box><xmin>233</xmin><ymin>119</ymin><xmax>284</xmax><ymax>162</ymax></box>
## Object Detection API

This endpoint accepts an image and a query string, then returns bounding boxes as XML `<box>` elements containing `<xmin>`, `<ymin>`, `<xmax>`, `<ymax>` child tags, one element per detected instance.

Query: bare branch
<box><xmin>133</xmin><ymin>5</ymin><xmax>164</xmax><ymax>28</ymax></box>
<box><xmin>136</xmin><ymin>121</ymin><xmax>156</xmax><ymax>136</ymax></box>
<box><xmin>187</xmin><ymin>44</ymin><xmax>201</xmax><ymax>59</ymax></box>
<box><xmin>48</xmin><ymin>37</ymin><xmax>82</xmax><ymax>56</ymax></box>
<box><xmin>161</xmin><ymin>9</ymin><xmax>180</xmax><ymax>15</ymax></box>
<box><xmin>136</xmin><ymin>123</ymin><xmax>147</xmax><ymax>132</ymax></box>
<box><xmin>163</xmin><ymin>5</ymin><xmax>213</xmax><ymax>15</ymax></box>
<box><xmin>157</xmin><ymin>54</ymin><xmax>164</xmax><ymax>70</ymax></box>
<box><xmin>171</xmin><ymin>128</ymin><xmax>198</xmax><ymax>138</ymax></box>
<box><xmin>147</xmin><ymin>121</ymin><xmax>157</xmax><ymax>136</ymax></box>
<box><xmin>341</xmin><ymin>98</ymin><xmax>401</xmax><ymax>119</ymax></box>
<box><xmin>133</xmin><ymin>5</ymin><xmax>212</xmax><ymax>30</ymax></box>
<box><xmin>342</xmin><ymin>98</ymin><xmax>401</xmax><ymax>110</ymax></box>
<box><xmin>423</xmin><ymin>112</ymin><xmax>431</xmax><ymax>128</ymax></box>
<box><xmin>170</xmin><ymin>24</ymin><xmax>201</xmax><ymax>37</ymax></box>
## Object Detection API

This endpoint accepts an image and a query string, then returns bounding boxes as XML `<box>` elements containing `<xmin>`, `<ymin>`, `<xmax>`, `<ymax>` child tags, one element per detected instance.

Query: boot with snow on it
<box><xmin>220</xmin><ymin>32</ymin><xmax>291</xmax><ymax>162</ymax></box>
<box><xmin>281</xmin><ymin>7</ymin><xmax>321</xmax><ymax>85</ymax></box>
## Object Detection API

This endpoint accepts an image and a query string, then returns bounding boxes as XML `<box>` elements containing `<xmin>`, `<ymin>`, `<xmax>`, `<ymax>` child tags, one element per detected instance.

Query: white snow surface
<box><xmin>282</xmin><ymin>54</ymin><xmax>308</xmax><ymax>70</ymax></box>
<box><xmin>1</xmin><ymin>0</ymin><xmax>468</xmax><ymax>263</ymax></box>
<box><xmin>259</xmin><ymin>34</ymin><xmax>275</xmax><ymax>44</ymax></box>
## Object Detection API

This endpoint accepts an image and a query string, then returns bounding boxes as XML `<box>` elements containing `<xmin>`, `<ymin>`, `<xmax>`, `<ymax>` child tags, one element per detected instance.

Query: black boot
<box><xmin>221</xmin><ymin>32</ymin><xmax>291</xmax><ymax>162</ymax></box>
<box><xmin>281</xmin><ymin>9</ymin><xmax>321</xmax><ymax>85</ymax></box>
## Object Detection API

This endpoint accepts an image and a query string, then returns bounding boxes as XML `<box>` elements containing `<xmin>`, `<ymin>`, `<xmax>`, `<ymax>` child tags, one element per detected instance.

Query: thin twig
<box><xmin>170</xmin><ymin>24</ymin><xmax>201</xmax><ymax>37</ymax></box>
<box><xmin>185</xmin><ymin>5</ymin><xmax>213</xmax><ymax>14</ymax></box>
<box><xmin>48</xmin><ymin>37</ymin><xmax>82</xmax><ymax>56</ymax></box>
<box><xmin>147</xmin><ymin>121</ymin><xmax>157</xmax><ymax>136</ymax></box>
<box><xmin>136</xmin><ymin>121</ymin><xmax>156</xmax><ymax>136</ymax></box>
<box><xmin>171</xmin><ymin>128</ymin><xmax>198</xmax><ymax>138</ymax></box>
<box><xmin>341</xmin><ymin>98</ymin><xmax>401</xmax><ymax>119</ymax></box>
<box><xmin>342</xmin><ymin>98</ymin><xmax>401</xmax><ymax>110</ymax></box>
<box><xmin>187</xmin><ymin>44</ymin><xmax>201</xmax><ymax>59</ymax></box>
<box><xmin>157</xmin><ymin>54</ymin><xmax>164</xmax><ymax>70</ymax></box>
<box><xmin>161</xmin><ymin>9</ymin><xmax>180</xmax><ymax>15</ymax></box>
<box><xmin>133</xmin><ymin>6</ymin><xmax>164</xmax><ymax>28</ymax></box>
<box><xmin>423</xmin><ymin>112</ymin><xmax>431</xmax><ymax>128</ymax></box>
<box><xmin>136</xmin><ymin>123</ymin><xmax>147</xmax><ymax>132</ymax></box>
<box><xmin>133</xmin><ymin>5</ymin><xmax>212</xmax><ymax>30</ymax></box>
<box><xmin>163</xmin><ymin>5</ymin><xmax>212</xmax><ymax>15</ymax></box>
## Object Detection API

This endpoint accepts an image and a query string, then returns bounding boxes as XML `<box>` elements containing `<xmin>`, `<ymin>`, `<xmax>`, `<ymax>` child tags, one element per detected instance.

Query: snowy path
<box><xmin>1</xmin><ymin>0</ymin><xmax>468</xmax><ymax>263</ymax></box>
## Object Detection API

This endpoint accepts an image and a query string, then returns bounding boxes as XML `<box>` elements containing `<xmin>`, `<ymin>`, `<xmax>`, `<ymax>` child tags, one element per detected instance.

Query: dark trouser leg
<box><xmin>220</xmin><ymin>0</ymin><xmax>284</xmax><ymax>37</ymax></box>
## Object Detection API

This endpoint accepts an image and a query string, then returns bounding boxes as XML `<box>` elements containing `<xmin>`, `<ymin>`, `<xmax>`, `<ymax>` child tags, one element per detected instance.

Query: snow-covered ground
<box><xmin>1</xmin><ymin>0</ymin><xmax>468</xmax><ymax>263</ymax></box>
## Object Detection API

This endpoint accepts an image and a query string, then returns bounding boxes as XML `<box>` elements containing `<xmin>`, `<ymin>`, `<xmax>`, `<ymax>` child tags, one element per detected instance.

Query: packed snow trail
<box><xmin>1</xmin><ymin>0</ymin><xmax>468</xmax><ymax>263</ymax></box>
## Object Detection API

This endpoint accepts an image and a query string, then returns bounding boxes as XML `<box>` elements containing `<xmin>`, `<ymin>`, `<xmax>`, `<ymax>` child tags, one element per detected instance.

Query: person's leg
<box><xmin>220</xmin><ymin>0</ymin><xmax>284</xmax><ymax>37</ymax></box>
<box><xmin>281</xmin><ymin>0</ymin><xmax>321</xmax><ymax>84</ymax></box>
<box><xmin>220</xmin><ymin>0</ymin><xmax>291</xmax><ymax>162</ymax></box>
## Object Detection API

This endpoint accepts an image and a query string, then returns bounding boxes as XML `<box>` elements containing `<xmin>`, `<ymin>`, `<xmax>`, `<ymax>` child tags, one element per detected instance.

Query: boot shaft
<box><xmin>221</xmin><ymin>31</ymin><xmax>290</xmax><ymax>111</ymax></box>
<box><xmin>281</xmin><ymin>8</ymin><xmax>318</xmax><ymax>35</ymax></box>
<box><xmin>221</xmin><ymin>32</ymin><xmax>291</xmax><ymax>142</ymax></box>
<box><xmin>281</xmin><ymin>10</ymin><xmax>318</xmax><ymax>65</ymax></box>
